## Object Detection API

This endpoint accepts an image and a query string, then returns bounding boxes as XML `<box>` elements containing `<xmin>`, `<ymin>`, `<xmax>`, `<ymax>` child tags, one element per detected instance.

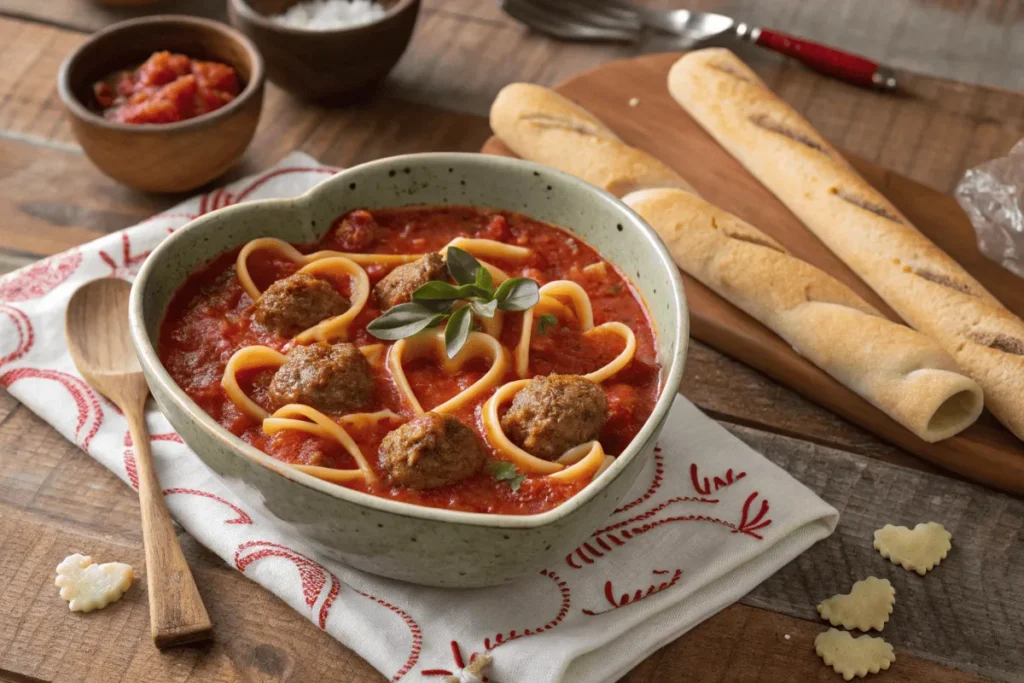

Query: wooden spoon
<box><xmin>66</xmin><ymin>278</ymin><xmax>213</xmax><ymax>648</ymax></box>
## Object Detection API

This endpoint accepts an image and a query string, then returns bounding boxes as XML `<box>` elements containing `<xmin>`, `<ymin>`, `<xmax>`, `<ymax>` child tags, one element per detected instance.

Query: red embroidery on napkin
<box><xmin>198</xmin><ymin>188</ymin><xmax>238</xmax><ymax>215</ymax></box>
<box><xmin>423</xmin><ymin>641</ymin><xmax>487</xmax><ymax>680</ymax></box>
<box><xmin>99</xmin><ymin>233</ymin><xmax>153</xmax><ymax>278</ymax></box>
<box><xmin>483</xmin><ymin>568</ymin><xmax>570</xmax><ymax>651</ymax></box>
<box><xmin>122</xmin><ymin>430</ymin><xmax>184</xmax><ymax>490</ymax></box>
<box><xmin>355</xmin><ymin>591</ymin><xmax>422</xmax><ymax>681</ymax></box>
<box><xmin>594</xmin><ymin>496</ymin><xmax>720</xmax><ymax>536</ymax></box>
<box><xmin>231</xmin><ymin>167</ymin><xmax>338</xmax><ymax>205</ymax></box>
<box><xmin>613</xmin><ymin>446</ymin><xmax>664</xmax><ymax>514</ymax></box>
<box><xmin>0</xmin><ymin>249</ymin><xmax>81</xmax><ymax>302</ymax></box>
<box><xmin>582</xmin><ymin>569</ymin><xmax>683</xmax><ymax>616</ymax></box>
<box><xmin>199</xmin><ymin>190</ymin><xmax>213</xmax><ymax>215</ymax></box>
<box><xmin>0</xmin><ymin>304</ymin><xmax>34</xmax><ymax>367</ymax></box>
<box><xmin>163</xmin><ymin>488</ymin><xmax>253</xmax><ymax>525</ymax></box>
<box><xmin>690</xmin><ymin>463</ymin><xmax>747</xmax><ymax>496</ymax></box>
<box><xmin>235</xmin><ymin>541</ymin><xmax>340</xmax><ymax>629</ymax></box>
<box><xmin>0</xmin><ymin>368</ymin><xmax>103</xmax><ymax>450</ymax></box>
<box><xmin>567</xmin><ymin>492</ymin><xmax>772</xmax><ymax>568</ymax></box>
<box><xmin>736</xmin><ymin>491</ymin><xmax>772</xmax><ymax>537</ymax></box>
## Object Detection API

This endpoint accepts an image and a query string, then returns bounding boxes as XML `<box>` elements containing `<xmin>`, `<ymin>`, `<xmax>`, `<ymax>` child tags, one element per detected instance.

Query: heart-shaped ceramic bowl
<box><xmin>129</xmin><ymin>153</ymin><xmax>688</xmax><ymax>587</ymax></box>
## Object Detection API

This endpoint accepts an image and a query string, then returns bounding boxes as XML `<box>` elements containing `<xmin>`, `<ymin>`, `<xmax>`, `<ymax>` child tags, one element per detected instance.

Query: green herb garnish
<box><xmin>367</xmin><ymin>247</ymin><xmax>540</xmax><ymax>358</ymax></box>
<box><xmin>537</xmin><ymin>313</ymin><xmax>558</xmax><ymax>335</ymax></box>
<box><xmin>488</xmin><ymin>461</ymin><xmax>527</xmax><ymax>492</ymax></box>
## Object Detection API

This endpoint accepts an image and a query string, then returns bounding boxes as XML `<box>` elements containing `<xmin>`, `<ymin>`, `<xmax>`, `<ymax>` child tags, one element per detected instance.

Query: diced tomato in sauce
<box><xmin>331</xmin><ymin>209</ymin><xmax>378</xmax><ymax>251</ymax></box>
<box><xmin>93</xmin><ymin>51</ymin><xmax>242</xmax><ymax>125</ymax></box>
<box><xmin>158</xmin><ymin>206</ymin><xmax>661</xmax><ymax>514</ymax></box>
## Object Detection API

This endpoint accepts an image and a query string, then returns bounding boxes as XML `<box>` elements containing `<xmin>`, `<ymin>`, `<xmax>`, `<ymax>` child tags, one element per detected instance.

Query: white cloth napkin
<box><xmin>0</xmin><ymin>152</ymin><xmax>838</xmax><ymax>683</ymax></box>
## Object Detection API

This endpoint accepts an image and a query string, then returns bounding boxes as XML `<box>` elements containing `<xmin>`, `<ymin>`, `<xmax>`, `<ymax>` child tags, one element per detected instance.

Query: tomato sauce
<box><xmin>159</xmin><ymin>206</ymin><xmax>661</xmax><ymax>514</ymax></box>
<box><xmin>93</xmin><ymin>51</ymin><xmax>241</xmax><ymax>124</ymax></box>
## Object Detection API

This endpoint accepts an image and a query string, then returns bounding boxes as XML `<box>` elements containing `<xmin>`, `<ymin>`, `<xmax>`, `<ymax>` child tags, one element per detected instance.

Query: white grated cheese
<box><xmin>270</xmin><ymin>0</ymin><xmax>387</xmax><ymax>31</ymax></box>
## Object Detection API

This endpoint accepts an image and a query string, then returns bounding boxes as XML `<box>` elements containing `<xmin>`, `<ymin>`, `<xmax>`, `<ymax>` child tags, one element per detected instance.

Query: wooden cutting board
<box><xmin>481</xmin><ymin>52</ymin><xmax>1024</xmax><ymax>495</ymax></box>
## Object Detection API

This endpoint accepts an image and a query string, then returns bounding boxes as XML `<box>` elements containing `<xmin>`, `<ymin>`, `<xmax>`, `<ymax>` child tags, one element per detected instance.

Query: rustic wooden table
<box><xmin>1</xmin><ymin>2</ymin><xmax>1022</xmax><ymax>682</ymax></box>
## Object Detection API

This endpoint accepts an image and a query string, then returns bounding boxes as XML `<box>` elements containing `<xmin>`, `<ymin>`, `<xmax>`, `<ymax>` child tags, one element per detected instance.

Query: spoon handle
<box><xmin>126</xmin><ymin>403</ymin><xmax>214</xmax><ymax>648</ymax></box>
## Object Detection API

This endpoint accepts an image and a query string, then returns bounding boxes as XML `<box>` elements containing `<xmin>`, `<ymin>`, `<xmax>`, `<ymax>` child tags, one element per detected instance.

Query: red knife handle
<box><xmin>748</xmin><ymin>27</ymin><xmax>897</xmax><ymax>90</ymax></box>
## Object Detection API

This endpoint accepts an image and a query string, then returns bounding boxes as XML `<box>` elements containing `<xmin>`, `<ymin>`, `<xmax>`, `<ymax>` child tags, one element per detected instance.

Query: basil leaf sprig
<box><xmin>488</xmin><ymin>461</ymin><xmax>527</xmax><ymax>491</ymax></box>
<box><xmin>367</xmin><ymin>247</ymin><xmax>540</xmax><ymax>358</ymax></box>
<box><xmin>537</xmin><ymin>313</ymin><xmax>558</xmax><ymax>335</ymax></box>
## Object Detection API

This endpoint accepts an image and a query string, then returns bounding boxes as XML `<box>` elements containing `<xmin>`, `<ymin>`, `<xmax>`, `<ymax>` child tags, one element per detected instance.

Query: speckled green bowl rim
<box><xmin>130</xmin><ymin>153</ymin><xmax>689</xmax><ymax>529</ymax></box>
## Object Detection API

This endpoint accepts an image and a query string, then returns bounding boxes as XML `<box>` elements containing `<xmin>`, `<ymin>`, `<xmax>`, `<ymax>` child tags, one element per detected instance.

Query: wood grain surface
<box><xmin>481</xmin><ymin>52</ymin><xmax>1024</xmax><ymax>494</ymax></box>
<box><xmin>0</xmin><ymin>2</ymin><xmax>1022</xmax><ymax>682</ymax></box>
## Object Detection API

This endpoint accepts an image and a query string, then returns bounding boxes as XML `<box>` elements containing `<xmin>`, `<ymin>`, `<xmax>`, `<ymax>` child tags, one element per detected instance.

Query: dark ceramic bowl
<box><xmin>227</xmin><ymin>0</ymin><xmax>420</xmax><ymax>101</ymax></box>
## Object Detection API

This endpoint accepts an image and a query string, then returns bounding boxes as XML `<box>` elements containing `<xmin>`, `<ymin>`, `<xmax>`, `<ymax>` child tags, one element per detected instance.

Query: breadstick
<box><xmin>668</xmin><ymin>48</ymin><xmax>1024</xmax><ymax>439</ymax></box>
<box><xmin>490</xmin><ymin>83</ymin><xmax>697</xmax><ymax>196</ymax></box>
<box><xmin>625</xmin><ymin>188</ymin><xmax>982</xmax><ymax>441</ymax></box>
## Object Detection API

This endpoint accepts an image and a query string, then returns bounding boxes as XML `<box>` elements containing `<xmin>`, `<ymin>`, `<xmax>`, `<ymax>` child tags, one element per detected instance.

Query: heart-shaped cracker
<box><xmin>873</xmin><ymin>522</ymin><xmax>951</xmax><ymax>575</ymax></box>
<box><xmin>55</xmin><ymin>553</ymin><xmax>133</xmax><ymax>612</ymax></box>
<box><xmin>815</xmin><ymin>628</ymin><xmax>895</xmax><ymax>680</ymax></box>
<box><xmin>817</xmin><ymin>577</ymin><xmax>895</xmax><ymax>632</ymax></box>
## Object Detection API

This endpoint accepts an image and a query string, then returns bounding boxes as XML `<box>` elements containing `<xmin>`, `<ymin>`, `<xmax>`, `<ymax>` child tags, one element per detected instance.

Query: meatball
<box><xmin>253</xmin><ymin>272</ymin><xmax>350</xmax><ymax>338</ymax></box>
<box><xmin>268</xmin><ymin>342</ymin><xmax>372</xmax><ymax>414</ymax></box>
<box><xmin>373</xmin><ymin>253</ymin><xmax>447</xmax><ymax>311</ymax></box>
<box><xmin>333</xmin><ymin>209</ymin><xmax>377</xmax><ymax>251</ymax></box>
<box><xmin>379</xmin><ymin>412</ymin><xmax>485</xmax><ymax>489</ymax></box>
<box><xmin>501</xmin><ymin>374</ymin><xmax>607</xmax><ymax>460</ymax></box>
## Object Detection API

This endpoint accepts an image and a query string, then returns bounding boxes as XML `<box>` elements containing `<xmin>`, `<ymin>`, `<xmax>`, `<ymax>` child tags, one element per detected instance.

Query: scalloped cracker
<box><xmin>55</xmin><ymin>553</ymin><xmax>133</xmax><ymax>612</ymax></box>
<box><xmin>817</xmin><ymin>577</ymin><xmax>895</xmax><ymax>632</ymax></box>
<box><xmin>873</xmin><ymin>522</ymin><xmax>951</xmax><ymax>575</ymax></box>
<box><xmin>815</xmin><ymin>628</ymin><xmax>895</xmax><ymax>680</ymax></box>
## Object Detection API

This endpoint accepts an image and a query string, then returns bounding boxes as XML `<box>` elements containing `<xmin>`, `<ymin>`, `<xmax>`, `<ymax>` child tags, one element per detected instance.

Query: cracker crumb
<box><xmin>628</xmin><ymin>97</ymin><xmax>640</xmax><ymax>107</ymax></box>
<box><xmin>55</xmin><ymin>553</ymin><xmax>133</xmax><ymax>612</ymax></box>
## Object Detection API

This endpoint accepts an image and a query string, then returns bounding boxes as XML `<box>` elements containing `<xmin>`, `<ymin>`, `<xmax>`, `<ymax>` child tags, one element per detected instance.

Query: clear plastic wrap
<box><xmin>954</xmin><ymin>140</ymin><xmax>1024</xmax><ymax>278</ymax></box>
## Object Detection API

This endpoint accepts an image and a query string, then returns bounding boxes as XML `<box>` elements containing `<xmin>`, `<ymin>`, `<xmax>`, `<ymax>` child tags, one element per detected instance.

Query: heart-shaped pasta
<box><xmin>482</xmin><ymin>379</ymin><xmax>614</xmax><ymax>477</ymax></box>
<box><xmin>388</xmin><ymin>329</ymin><xmax>510</xmax><ymax>415</ymax></box>
<box><xmin>236</xmin><ymin>236</ymin><xmax>535</xmax><ymax>342</ymax></box>
<box><xmin>235</xmin><ymin>238</ymin><xmax>373</xmax><ymax>343</ymax></box>
<box><xmin>288</xmin><ymin>257</ymin><xmax>370</xmax><ymax>345</ymax></box>
<box><xmin>236</xmin><ymin>237</ymin><xmax>415</xmax><ymax>301</ymax></box>
<box><xmin>261</xmin><ymin>403</ymin><xmax>399</xmax><ymax>484</ymax></box>
<box><xmin>239</xmin><ymin>236</ymin><xmax>531</xmax><ymax>301</ymax></box>
<box><xmin>222</xmin><ymin>344</ymin><xmax>382</xmax><ymax>420</ymax></box>
<box><xmin>440</xmin><ymin>237</ymin><xmax>532</xmax><ymax>284</ymax></box>
<box><xmin>515</xmin><ymin>280</ymin><xmax>636</xmax><ymax>382</ymax></box>
<box><xmin>222</xmin><ymin>345</ymin><xmax>288</xmax><ymax>420</ymax></box>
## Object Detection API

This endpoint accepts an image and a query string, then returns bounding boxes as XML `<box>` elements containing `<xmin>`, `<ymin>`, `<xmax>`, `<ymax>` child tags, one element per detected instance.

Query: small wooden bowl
<box><xmin>227</xmin><ymin>0</ymin><xmax>419</xmax><ymax>101</ymax></box>
<box><xmin>57</xmin><ymin>16</ymin><xmax>265</xmax><ymax>194</ymax></box>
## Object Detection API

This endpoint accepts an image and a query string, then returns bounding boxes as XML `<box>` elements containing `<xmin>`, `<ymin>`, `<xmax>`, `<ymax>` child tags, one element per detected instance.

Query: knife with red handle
<box><xmin>737</xmin><ymin>24</ymin><xmax>897</xmax><ymax>90</ymax></box>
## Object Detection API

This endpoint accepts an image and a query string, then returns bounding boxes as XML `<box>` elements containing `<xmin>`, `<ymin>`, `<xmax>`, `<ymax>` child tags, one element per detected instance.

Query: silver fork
<box><xmin>501</xmin><ymin>0</ymin><xmax>640</xmax><ymax>42</ymax></box>
<box><xmin>502</xmin><ymin>0</ymin><xmax>898</xmax><ymax>91</ymax></box>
